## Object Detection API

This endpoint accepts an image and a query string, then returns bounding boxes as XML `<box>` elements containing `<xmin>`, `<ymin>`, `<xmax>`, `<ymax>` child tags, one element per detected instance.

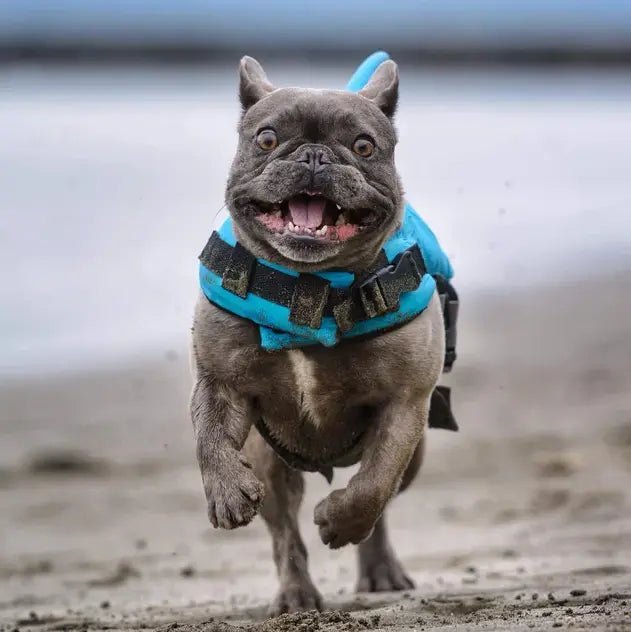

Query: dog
<box><xmin>190</xmin><ymin>55</ymin><xmax>449</xmax><ymax>614</ymax></box>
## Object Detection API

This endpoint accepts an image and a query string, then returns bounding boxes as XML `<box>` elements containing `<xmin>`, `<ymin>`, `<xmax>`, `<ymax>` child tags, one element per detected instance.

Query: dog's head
<box><xmin>225</xmin><ymin>57</ymin><xmax>403</xmax><ymax>272</ymax></box>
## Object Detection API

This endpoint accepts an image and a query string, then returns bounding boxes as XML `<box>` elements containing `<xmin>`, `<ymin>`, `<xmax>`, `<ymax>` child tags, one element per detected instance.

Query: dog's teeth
<box><xmin>335</xmin><ymin>213</ymin><xmax>347</xmax><ymax>226</ymax></box>
<box><xmin>335</xmin><ymin>203</ymin><xmax>342</xmax><ymax>210</ymax></box>
<box><xmin>320</xmin><ymin>225</ymin><xmax>328</xmax><ymax>236</ymax></box>
<box><xmin>287</xmin><ymin>221</ymin><xmax>295</xmax><ymax>232</ymax></box>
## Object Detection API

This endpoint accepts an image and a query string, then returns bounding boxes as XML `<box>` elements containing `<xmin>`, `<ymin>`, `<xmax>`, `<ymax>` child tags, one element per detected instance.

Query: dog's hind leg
<box><xmin>355</xmin><ymin>438</ymin><xmax>425</xmax><ymax>592</ymax></box>
<box><xmin>243</xmin><ymin>429</ymin><xmax>323</xmax><ymax>615</ymax></box>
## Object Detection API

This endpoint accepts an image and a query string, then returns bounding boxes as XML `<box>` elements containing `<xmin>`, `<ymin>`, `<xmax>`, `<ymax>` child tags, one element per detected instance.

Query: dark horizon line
<box><xmin>4</xmin><ymin>44</ymin><xmax>631</xmax><ymax>67</ymax></box>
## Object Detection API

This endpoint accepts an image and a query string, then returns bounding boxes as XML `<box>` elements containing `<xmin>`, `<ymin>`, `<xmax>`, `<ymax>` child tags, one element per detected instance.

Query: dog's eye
<box><xmin>352</xmin><ymin>136</ymin><xmax>375</xmax><ymax>158</ymax></box>
<box><xmin>256</xmin><ymin>129</ymin><xmax>278</xmax><ymax>151</ymax></box>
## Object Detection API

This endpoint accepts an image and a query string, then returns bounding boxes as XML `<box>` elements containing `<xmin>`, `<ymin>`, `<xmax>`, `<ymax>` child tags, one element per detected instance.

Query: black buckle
<box><xmin>358</xmin><ymin>250</ymin><xmax>422</xmax><ymax>319</ymax></box>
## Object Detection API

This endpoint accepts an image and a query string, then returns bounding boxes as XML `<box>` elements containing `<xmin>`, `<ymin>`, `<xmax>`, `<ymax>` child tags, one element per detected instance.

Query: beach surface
<box><xmin>2</xmin><ymin>274</ymin><xmax>630</xmax><ymax>631</ymax></box>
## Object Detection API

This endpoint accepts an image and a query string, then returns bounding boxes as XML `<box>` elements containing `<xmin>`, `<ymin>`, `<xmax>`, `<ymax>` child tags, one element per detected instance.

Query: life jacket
<box><xmin>198</xmin><ymin>52</ymin><xmax>459</xmax><ymax>444</ymax></box>
<box><xmin>200</xmin><ymin>203</ymin><xmax>454</xmax><ymax>351</ymax></box>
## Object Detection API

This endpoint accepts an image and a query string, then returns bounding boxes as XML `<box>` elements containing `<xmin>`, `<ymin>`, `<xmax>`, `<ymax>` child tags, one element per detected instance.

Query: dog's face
<box><xmin>225</xmin><ymin>57</ymin><xmax>403</xmax><ymax>271</ymax></box>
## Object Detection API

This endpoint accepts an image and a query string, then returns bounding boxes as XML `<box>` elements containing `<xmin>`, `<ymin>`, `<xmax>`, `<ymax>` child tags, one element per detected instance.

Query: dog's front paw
<box><xmin>203</xmin><ymin>452</ymin><xmax>264</xmax><ymax>529</ymax></box>
<box><xmin>314</xmin><ymin>489</ymin><xmax>377</xmax><ymax>549</ymax></box>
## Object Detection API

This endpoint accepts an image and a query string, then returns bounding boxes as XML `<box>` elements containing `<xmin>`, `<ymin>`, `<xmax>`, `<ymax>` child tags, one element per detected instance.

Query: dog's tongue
<box><xmin>288</xmin><ymin>195</ymin><xmax>326</xmax><ymax>229</ymax></box>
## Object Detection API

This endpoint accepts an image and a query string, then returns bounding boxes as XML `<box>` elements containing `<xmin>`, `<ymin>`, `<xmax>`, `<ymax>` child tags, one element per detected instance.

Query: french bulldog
<box><xmin>190</xmin><ymin>56</ymin><xmax>445</xmax><ymax>614</ymax></box>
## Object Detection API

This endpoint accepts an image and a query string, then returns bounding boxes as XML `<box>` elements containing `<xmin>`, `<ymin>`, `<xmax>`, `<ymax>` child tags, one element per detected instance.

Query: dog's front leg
<box><xmin>314</xmin><ymin>396</ymin><xmax>429</xmax><ymax>549</ymax></box>
<box><xmin>191</xmin><ymin>371</ymin><xmax>264</xmax><ymax>529</ymax></box>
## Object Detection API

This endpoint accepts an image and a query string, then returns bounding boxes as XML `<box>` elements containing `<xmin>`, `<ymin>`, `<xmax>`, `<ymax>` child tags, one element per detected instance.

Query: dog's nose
<box><xmin>295</xmin><ymin>146</ymin><xmax>331</xmax><ymax>174</ymax></box>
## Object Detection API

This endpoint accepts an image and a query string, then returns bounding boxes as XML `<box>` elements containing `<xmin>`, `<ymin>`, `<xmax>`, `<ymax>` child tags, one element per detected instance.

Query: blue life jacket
<box><xmin>199</xmin><ymin>52</ymin><xmax>454</xmax><ymax>353</ymax></box>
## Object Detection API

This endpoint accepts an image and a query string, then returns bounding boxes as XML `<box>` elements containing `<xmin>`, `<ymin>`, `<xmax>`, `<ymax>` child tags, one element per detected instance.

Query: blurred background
<box><xmin>1</xmin><ymin>2</ymin><xmax>631</xmax><ymax>630</ymax></box>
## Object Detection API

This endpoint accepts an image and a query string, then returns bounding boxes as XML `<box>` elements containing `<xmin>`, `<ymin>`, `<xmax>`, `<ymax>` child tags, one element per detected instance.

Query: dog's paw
<box><xmin>314</xmin><ymin>489</ymin><xmax>376</xmax><ymax>549</ymax></box>
<box><xmin>268</xmin><ymin>580</ymin><xmax>323</xmax><ymax>616</ymax></box>
<box><xmin>203</xmin><ymin>452</ymin><xmax>264</xmax><ymax>529</ymax></box>
<box><xmin>356</xmin><ymin>554</ymin><xmax>415</xmax><ymax>593</ymax></box>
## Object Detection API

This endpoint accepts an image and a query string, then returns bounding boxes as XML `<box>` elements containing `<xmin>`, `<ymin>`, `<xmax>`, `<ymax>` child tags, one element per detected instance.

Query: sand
<box><xmin>1</xmin><ymin>274</ymin><xmax>630</xmax><ymax>631</ymax></box>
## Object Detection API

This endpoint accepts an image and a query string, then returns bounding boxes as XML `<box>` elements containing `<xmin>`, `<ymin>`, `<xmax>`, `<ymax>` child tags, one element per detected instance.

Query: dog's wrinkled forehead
<box><xmin>237</xmin><ymin>55</ymin><xmax>399</xmax><ymax>148</ymax></box>
<box><xmin>240</xmin><ymin>88</ymin><xmax>396</xmax><ymax>151</ymax></box>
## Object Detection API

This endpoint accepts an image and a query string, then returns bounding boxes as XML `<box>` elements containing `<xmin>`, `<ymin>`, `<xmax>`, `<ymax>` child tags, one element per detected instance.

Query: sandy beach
<box><xmin>1</xmin><ymin>272</ymin><xmax>630</xmax><ymax>631</ymax></box>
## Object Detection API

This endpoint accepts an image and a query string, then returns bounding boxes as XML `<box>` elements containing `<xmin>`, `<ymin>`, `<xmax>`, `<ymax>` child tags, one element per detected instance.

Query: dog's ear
<box><xmin>358</xmin><ymin>60</ymin><xmax>399</xmax><ymax>118</ymax></box>
<box><xmin>239</xmin><ymin>56</ymin><xmax>275</xmax><ymax>111</ymax></box>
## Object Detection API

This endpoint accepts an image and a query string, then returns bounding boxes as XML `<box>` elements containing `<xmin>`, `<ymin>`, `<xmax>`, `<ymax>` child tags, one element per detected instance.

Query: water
<box><xmin>2</xmin><ymin>63</ymin><xmax>631</xmax><ymax>376</ymax></box>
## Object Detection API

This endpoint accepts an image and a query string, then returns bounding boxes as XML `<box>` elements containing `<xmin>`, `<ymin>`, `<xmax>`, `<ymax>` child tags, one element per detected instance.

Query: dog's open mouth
<box><xmin>254</xmin><ymin>193</ymin><xmax>374</xmax><ymax>242</ymax></box>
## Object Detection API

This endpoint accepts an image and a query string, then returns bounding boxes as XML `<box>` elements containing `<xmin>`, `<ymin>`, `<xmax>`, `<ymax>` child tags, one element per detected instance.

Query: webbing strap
<box><xmin>199</xmin><ymin>232</ymin><xmax>427</xmax><ymax>331</ymax></box>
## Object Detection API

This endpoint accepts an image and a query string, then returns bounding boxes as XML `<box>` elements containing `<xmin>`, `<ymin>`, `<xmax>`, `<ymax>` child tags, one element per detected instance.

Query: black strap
<box><xmin>435</xmin><ymin>276</ymin><xmax>459</xmax><ymax>372</ymax></box>
<box><xmin>200</xmin><ymin>234</ymin><xmax>296</xmax><ymax>306</ymax></box>
<box><xmin>200</xmin><ymin>233</ymin><xmax>426</xmax><ymax>330</ymax></box>
<box><xmin>428</xmin><ymin>385</ymin><xmax>459</xmax><ymax>431</ymax></box>
<box><xmin>253</xmin><ymin>416</ymin><xmax>369</xmax><ymax>483</ymax></box>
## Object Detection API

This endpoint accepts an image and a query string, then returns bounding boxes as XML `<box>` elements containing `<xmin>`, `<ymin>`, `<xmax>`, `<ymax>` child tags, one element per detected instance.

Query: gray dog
<box><xmin>190</xmin><ymin>56</ymin><xmax>448</xmax><ymax>614</ymax></box>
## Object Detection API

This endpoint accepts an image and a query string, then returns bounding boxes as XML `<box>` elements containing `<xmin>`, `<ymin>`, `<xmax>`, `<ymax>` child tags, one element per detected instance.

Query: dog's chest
<box><xmin>250</xmin><ymin>345</ymin><xmax>378</xmax><ymax>455</ymax></box>
<box><xmin>250</xmin><ymin>340</ymin><xmax>393</xmax><ymax>436</ymax></box>
<box><xmin>286</xmin><ymin>349</ymin><xmax>323</xmax><ymax>427</ymax></box>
